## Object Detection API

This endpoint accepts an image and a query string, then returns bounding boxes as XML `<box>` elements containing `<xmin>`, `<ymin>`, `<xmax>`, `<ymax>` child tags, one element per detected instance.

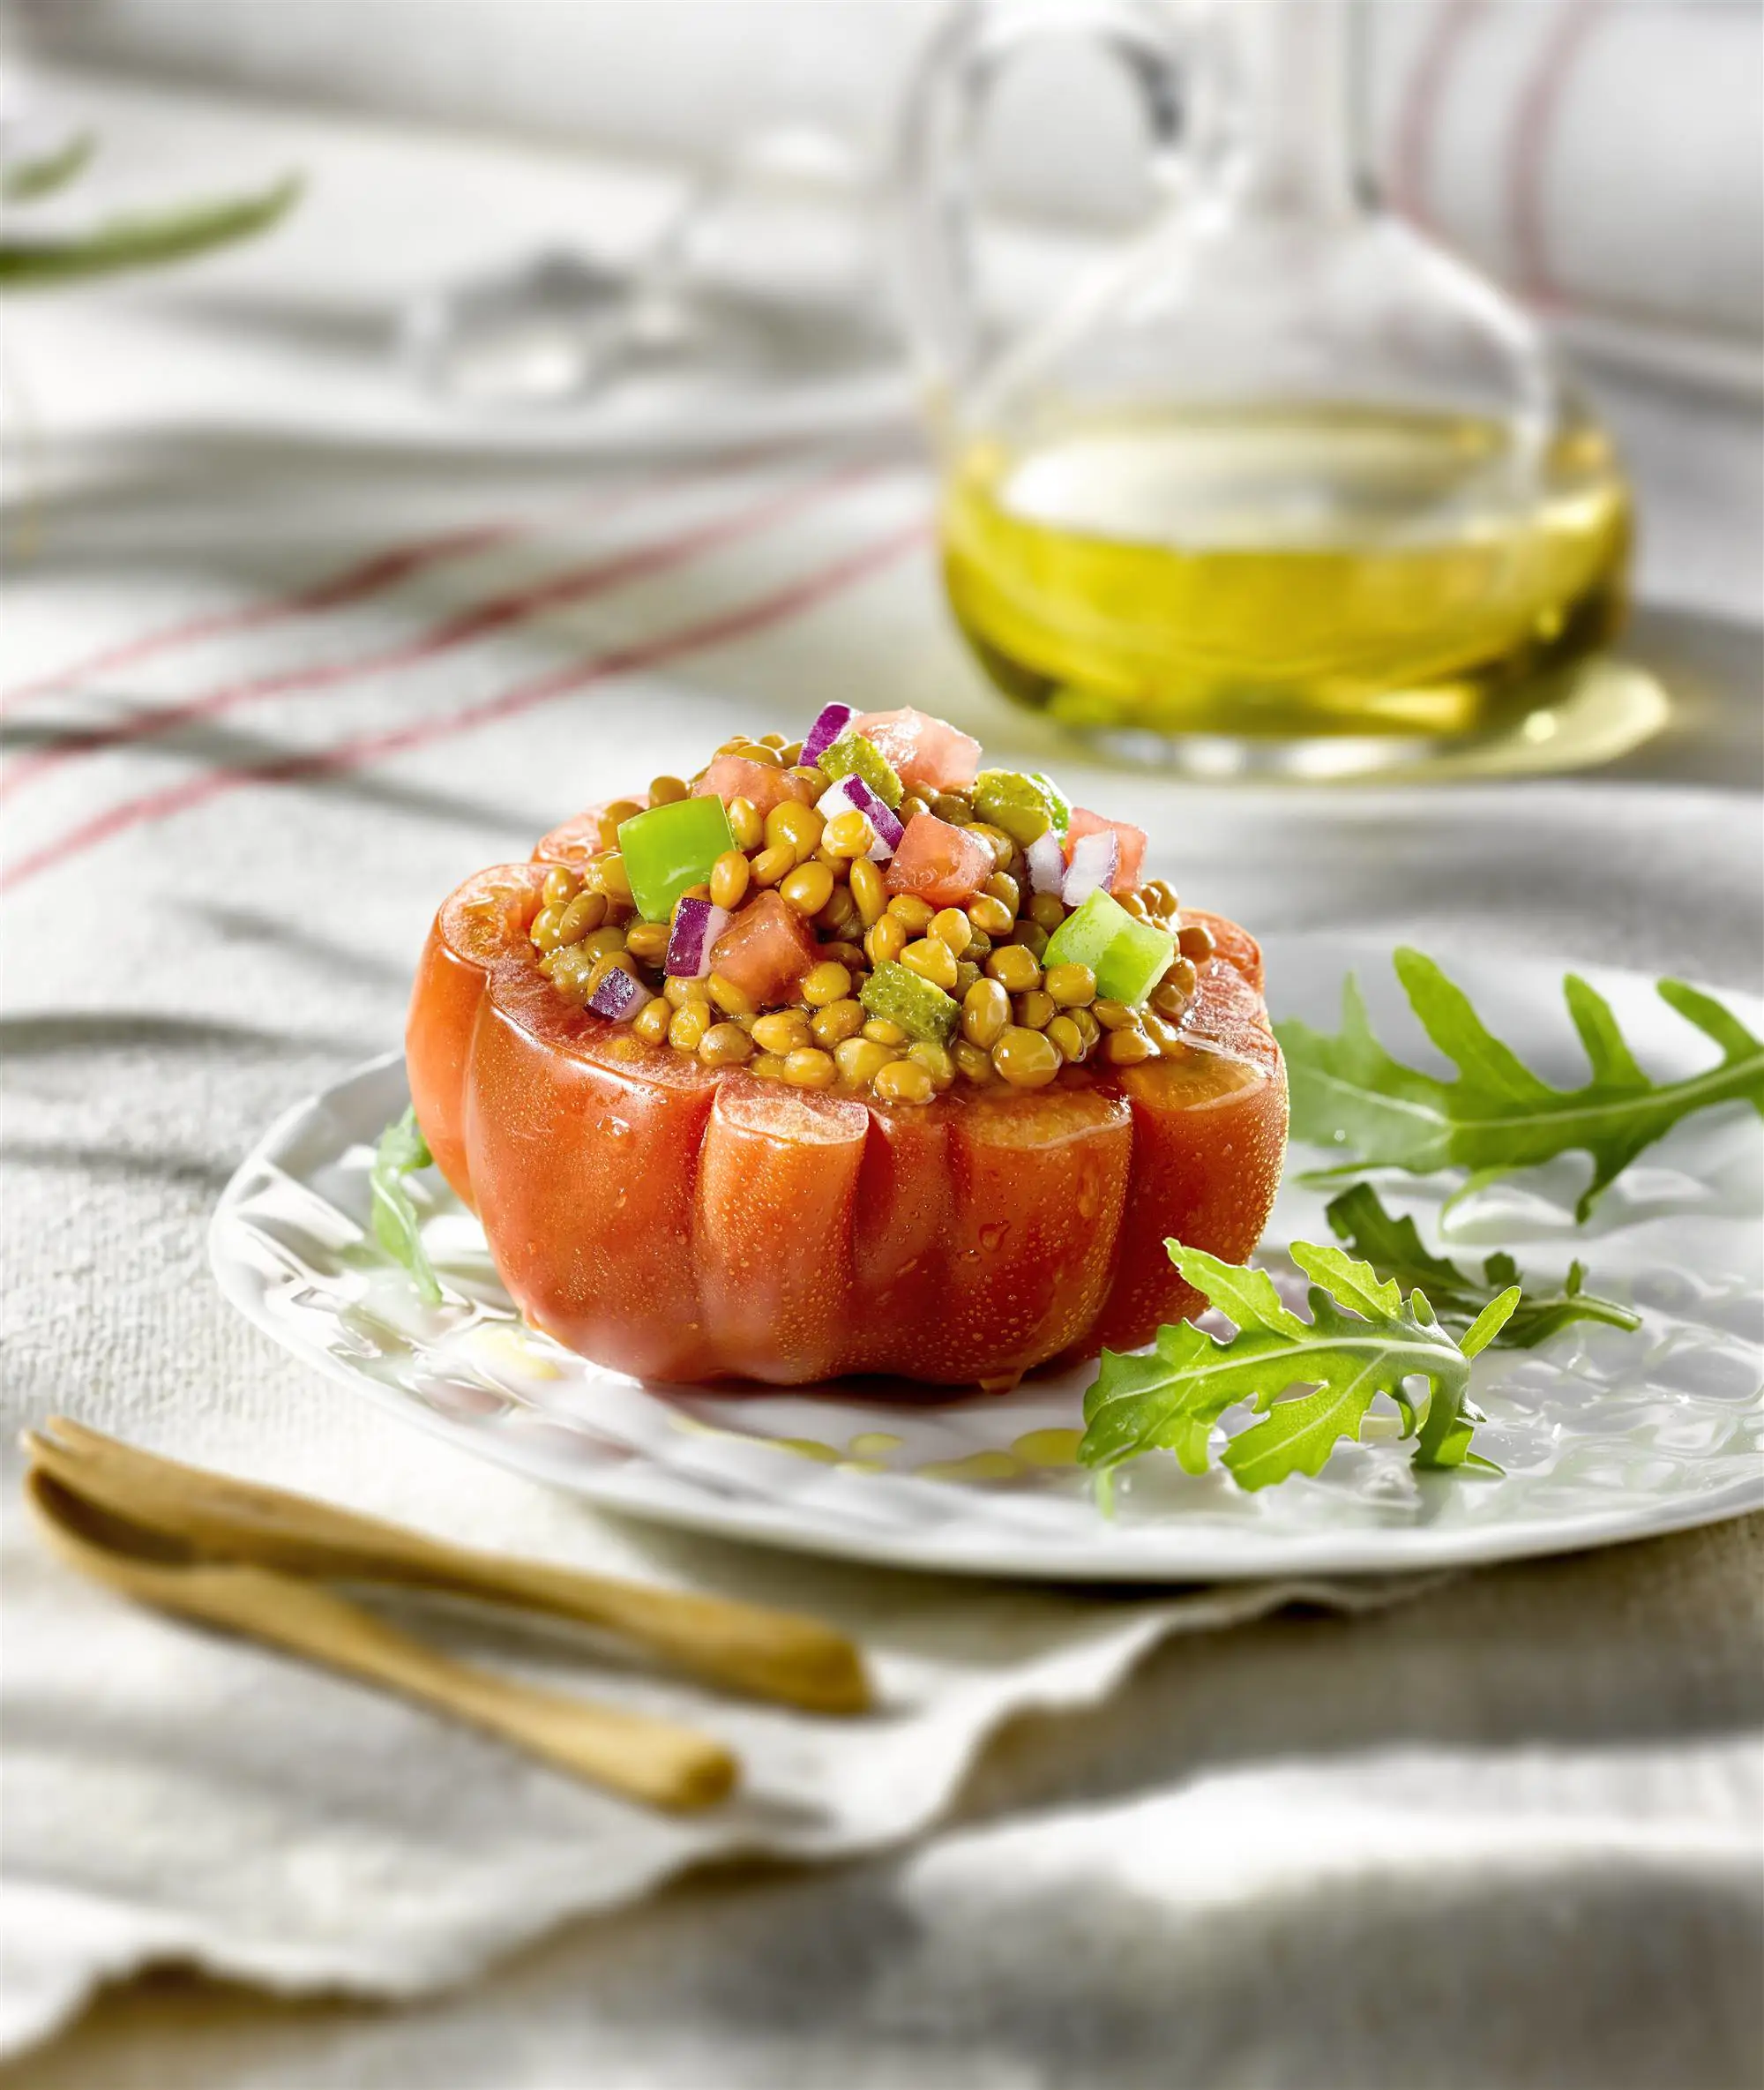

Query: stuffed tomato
<box><xmin>407</xmin><ymin>709</ymin><xmax>1286</xmax><ymax>1386</ymax></box>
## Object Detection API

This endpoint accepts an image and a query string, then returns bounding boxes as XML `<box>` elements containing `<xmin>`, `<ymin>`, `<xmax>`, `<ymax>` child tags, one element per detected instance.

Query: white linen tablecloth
<box><xmin>2</xmin><ymin>61</ymin><xmax>1760</xmax><ymax>2090</ymax></box>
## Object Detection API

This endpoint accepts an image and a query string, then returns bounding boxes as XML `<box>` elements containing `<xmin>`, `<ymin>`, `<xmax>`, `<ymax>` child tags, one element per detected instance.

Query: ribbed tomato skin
<box><xmin>405</xmin><ymin>845</ymin><xmax>1287</xmax><ymax>1388</ymax></box>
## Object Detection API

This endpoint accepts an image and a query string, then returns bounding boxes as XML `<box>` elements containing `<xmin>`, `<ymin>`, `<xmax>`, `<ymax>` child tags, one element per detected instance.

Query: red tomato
<box><xmin>854</xmin><ymin>707</ymin><xmax>982</xmax><ymax>793</ymax></box>
<box><xmin>534</xmin><ymin>798</ymin><xmax>646</xmax><ymax>869</ymax></box>
<box><xmin>708</xmin><ymin>889</ymin><xmax>818</xmax><ymax>1005</ymax></box>
<box><xmin>407</xmin><ymin>845</ymin><xmax>1287</xmax><ymax>1388</ymax></box>
<box><xmin>885</xmin><ymin>813</ymin><xmax>994</xmax><ymax>908</ymax></box>
<box><xmin>692</xmin><ymin>756</ymin><xmax>813</xmax><ymax>817</ymax></box>
<box><xmin>1065</xmin><ymin>808</ymin><xmax>1147</xmax><ymax>894</ymax></box>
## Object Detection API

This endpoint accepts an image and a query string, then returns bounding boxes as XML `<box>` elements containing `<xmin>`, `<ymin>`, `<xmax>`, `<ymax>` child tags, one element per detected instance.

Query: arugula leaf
<box><xmin>1276</xmin><ymin>950</ymin><xmax>1764</xmax><ymax>1219</ymax></box>
<box><xmin>1079</xmin><ymin>1239</ymin><xmax>1516</xmax><ymax>1492</ymax></box>
<box><xmin>0</xmin><ymin>174</ymin><xmax>300</xmax><ymax>288</ymax></box>
<box><xmin>1323</xmin><ymin>1184</ymin><xmax>1639</xmax><ymax>1349</ymax></box>
<box><xmin>370</xmin><ymin>1108</ymin><xmax>441</xmax><ymax>1307</ymax></box>
<box><xmin>2</xmin><ymin>131</ymin><xmax>95</xmax><ymax>205</ymax></box>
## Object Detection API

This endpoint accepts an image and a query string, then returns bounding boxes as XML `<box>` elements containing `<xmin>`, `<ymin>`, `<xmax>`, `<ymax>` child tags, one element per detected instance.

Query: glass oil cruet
<box><xmin>896</xmin><ymin>0</ymin><xmax>1635</xmax><ymax>773</ymax></box>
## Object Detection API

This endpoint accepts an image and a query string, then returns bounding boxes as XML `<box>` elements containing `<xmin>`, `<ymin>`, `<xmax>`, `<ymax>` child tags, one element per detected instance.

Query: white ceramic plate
<box><xmin>211</xmin><ymin>938</ymin><xmax>1764</xmax><ymax>1582</ymax></box>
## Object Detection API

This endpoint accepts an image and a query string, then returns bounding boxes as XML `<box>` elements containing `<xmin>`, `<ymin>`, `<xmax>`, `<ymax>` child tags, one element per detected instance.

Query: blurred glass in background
<box><xmin>901</xmin><ymin>0</ymin><xmax>1633</xmax><ymax>772</ymax></box>
<box><xmin>9</xmin><ymin>0</ymin><xmax>1758</xmax><ymax>768</ymax></box>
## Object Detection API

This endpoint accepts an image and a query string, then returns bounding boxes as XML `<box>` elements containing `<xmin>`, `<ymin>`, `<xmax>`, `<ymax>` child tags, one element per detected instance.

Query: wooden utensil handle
<box><xmin>33</xmin><ymin>1420</ymin><xmax>869</xmax><ymax>1715</ymax></box>
<box><xmin>433</xmin><ymin>1554</ymin><xmax>869</xmax><ymax>1713</ymax></box>
<box><xmin>125</xmin><ymin>1555</ymin><xmax>736</xmax><ymax>1809</ymax></box>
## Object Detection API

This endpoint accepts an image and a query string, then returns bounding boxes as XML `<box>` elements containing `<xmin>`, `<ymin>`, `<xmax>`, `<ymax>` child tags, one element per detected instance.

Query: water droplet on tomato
<box><xmin>979</xmin><ymin>1220</ymin><xmax>1010</xmax><ymax>1252</ymax></box>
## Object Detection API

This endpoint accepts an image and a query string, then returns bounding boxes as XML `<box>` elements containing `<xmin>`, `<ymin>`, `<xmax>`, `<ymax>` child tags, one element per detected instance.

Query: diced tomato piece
<box><xmin>693</xmin><ymin>756</ymin><xmax>814</xmax><ymax>818</ymax></box>
<box><xmin>885</xmin><ymin>813</ymin><xmax>994</xmax><ymax>907</ymax></box>
<box><xmin>853</xmin><ymin>708</ymin><xmax>982</xmax><ymax>793</ymax></box>
<box><xmin>708</xmin><ymin>890</ymin><xmax>818</xmax><ymax>1005</ymax></box>
<box><xmin>1065</xmin><ymin>808</ymin><xmax>1146</xmax><ymax>894</ymax></box>
<box><xmin>533</xmin><ymin>797</ymin><xmax>648</xmax><ymax>868</ymax></box>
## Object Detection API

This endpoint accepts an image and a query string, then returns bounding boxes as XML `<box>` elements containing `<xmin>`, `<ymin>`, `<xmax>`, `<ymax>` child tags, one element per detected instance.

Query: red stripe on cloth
<box><xmin>0</xmin><ymin>437</ymin><xmax>817</xmax><ymax>712</ymax></box>
<box><xmin>0</xmin><ymin>520</ymin><xmax>929</xmax><ymax>895</ymax></box>
<box><xmin>1391</xmin><ymin>0</ymin><xmax>1490</xmax><ymax>229</ymax></box>
<box><xmin>3</xmin><ymin>457</ymin><xmax>877</xmax><ymax>801</ymax></box>
<box><xmin>1509</xmin><ymin>0</ymin><xmax>1610</xmax><ymax>304</ymax></box>
<box><xmin>0</xmin><ymin>518</ymin><xmax>531</xmax><ymax>713</ymax></box>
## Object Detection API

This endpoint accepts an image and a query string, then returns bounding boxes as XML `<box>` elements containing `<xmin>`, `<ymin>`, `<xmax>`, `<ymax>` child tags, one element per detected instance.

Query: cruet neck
<box><xmin>1217</xmin><ymin>0</ymin><xmax>1364</xmax><ymax>221</ymax></box>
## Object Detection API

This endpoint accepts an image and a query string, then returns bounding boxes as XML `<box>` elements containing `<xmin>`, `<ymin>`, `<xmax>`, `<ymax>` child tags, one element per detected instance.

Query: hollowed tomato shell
<box><xmin>406</xmin><ymin>818</ymin><xmax>1287</xmax><ymax>1388</ymax></box>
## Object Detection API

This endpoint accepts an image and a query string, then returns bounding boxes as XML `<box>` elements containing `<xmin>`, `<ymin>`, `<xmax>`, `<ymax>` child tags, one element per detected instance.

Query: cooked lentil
<box><xmin>749</xmin><ymin>843</ymin><xmax>796</xmax><ymax>889</ymax></box>
<box><xmin>907</xmin><ymin>1040</ymin><xmax>956</xmax><ymax>1090</ymax></box>
<box><xmin>632</xmin><ymin>996</ymin><xmax>672</xmax><ymax>1045</ymax></box>
<box><xmin>930</xmin><ymin>907</ymin><xmax>972</xmax><ymax>956</ymax></box>
<box><xmin>874</xmin><ymin>1058</ymin><xmax>935</xmax><ymax>1104</ymax></box>
<box><xmin>823</xmin><ymin>810</ymin><xmax>873</xmax><ymax>858</ymax></box>
<box><xmin>992</xmin><ymin>1027</ymin><xmax>1061</xmax><ymax>1088</ymax></box>
<box><xmin>864</xmin><ymin>915</ymin><xmax>909</xmax><ymax>967</ymax></box>
<box><xmin>594</xmin><ymin>851</ymin><xmax>632</xmax><ymax>901</ymax></box>
<box><xmin>966</xmin><ymin>893</ymin><xmax>1013</xmax><ymax>938</ymax></box>
<box><xmin>559</xmin><ymin>890</ymin><xmax>608</xmax><ymax>943</ymax></box>
<box><xmin>811</xmin><ymin>998</ymin><xmax>865</xmax><ymax>1046</ymax></box>
<box><xmin>668</xmin><ymin>1002</ymin><xmax>710</xmax><ymax>1052</ymax></box>
<box><xmin>887</xmin><ymin>894</ymin><xmax>935</xmax><ymax>934</ymax></box>
<box><xmin>1103</xmin><ymin>1025</ymin><xmax>1154</xmax><ymax>1066</ymax></box>
<box><xmin>727</xmin><ymin>796</ymin><xmax>765</xmax><ymax>851</ymax></box>
<box><xmin>707</xmin><ymin>970</ymin><xmax>756</xmax><ymax>1020</ymax></box>
<box><xmin>751</xmin><ymin>1010</ymin><xmax>813</xmax><ymax>1055</ymax></box>
<box><xmin>765</xmin><ymin>801</ymin><xmax>822</xmax><ymax>861</ymax></box>
<box><xmin>624</xmin><ymin>921</ymin><xmax>671</xmax><ymax>964</ymax></box>
<box><xmin>986</xmin><ymin>944</ymin><xmax>1041</xmax><ymax>994</ymax></box>
<box><xmin>782</xmin><ymin>1047</ymin><xmax>838</xmax><ymax>1089</ymax></box>
<box><xmin>901</xmin><ymin>937</ymin><xmax>959</xmax><ymax>991</ymax></box>
<box><xmin>1043</xmin><ymin>961</ymin><xmax>1096</xmax><ymax>1008</ymax></box>
<box><xmin>1045</xmin><ymin>1014</ymin><xmax>1088</xmax><ymax>1064</ymax></box>
<box><xmin>700</xmin><ymin>1022</ymin><xmax>754</xmax><ymax>1067</ymax></box>
<box><xmin>961</xmin><ymin>978</ymin><xmax>1010</xmax><ymax>1050</ymax></box>
<box><xmin>781</xmin><ymin>862</ymin><xmax>835</xmax><ymax>917</ymax></box>
<box><xmin>953</xmin><ymin>1039</ymin><xmax>997</xmax><ymax>1084</ymax></box>
<box><xmin>709</xmin><ymin>850</ymin><xmax>751</xmax><ymax>910</ymax></box>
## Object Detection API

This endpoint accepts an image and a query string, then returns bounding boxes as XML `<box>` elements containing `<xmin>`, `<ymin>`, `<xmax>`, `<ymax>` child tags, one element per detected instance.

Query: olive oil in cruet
<box><xmin>897</xmin><ymin>1</ymin><xmax>1640</xmax><ymax>771</ymax></box>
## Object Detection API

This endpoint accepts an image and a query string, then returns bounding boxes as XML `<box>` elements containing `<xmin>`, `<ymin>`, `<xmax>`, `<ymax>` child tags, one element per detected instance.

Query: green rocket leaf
<box><xmin>0</xmin><ymin>173</ymin><xmax>300</xmax><ymax>288</ymax></box>
<box><xmin>1323</xmin><ymin>1183</ymin><xmax>1639</xmax><ymax>1348</ymax></box>
<box><xmin>370</xmin><ymin>1108</ymin><xmax>441</xmax><ymax>1307</ymax></box>
<box><xmin>1</xmin><ymin>130</ymin><xmax>96</xmax><ymax>204</ymax></box>
<box><xmin>1079</xmin><ymin>1239</ymin><xmax>1517</xmax><ymax>1492</ymax></box>
<box><xmin>1275</xmin><ymin>950</ymin><xmax>1764</xmax><ymax>1219</ymax></box>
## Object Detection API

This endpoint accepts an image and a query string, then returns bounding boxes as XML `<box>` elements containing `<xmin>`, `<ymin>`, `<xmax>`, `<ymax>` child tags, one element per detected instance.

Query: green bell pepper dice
<box><xmin>617</xmin><ymin>797</ymin><xmax>736</xmax><ymax>922</ymax></box>
<box><xmin>1043</xmin><ymin>889</ymin><xmax>1174</xmax><ymax>1007</ymax></box>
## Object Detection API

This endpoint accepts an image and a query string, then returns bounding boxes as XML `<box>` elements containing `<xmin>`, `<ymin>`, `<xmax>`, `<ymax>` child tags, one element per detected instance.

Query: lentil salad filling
<box><xmin>525</xmin><ymin>704</ymin><xmax>1215</xmax><ymax>1105</ymax></box>
<box><xmin>407</xmin><ymin>708</ymin><xmax>1285</xmax><ymax>1384</ymax></box>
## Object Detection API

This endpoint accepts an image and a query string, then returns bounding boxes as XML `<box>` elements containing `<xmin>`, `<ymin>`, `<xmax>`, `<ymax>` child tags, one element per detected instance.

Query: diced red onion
<box><xmin>665</xmin><ymin>896</ymin><xmax>730</xmax><ymax>978</ymax></box>
<box><xmin>815</xmin><ymin>775</ymin><xmax>903</xmax><ymax>859</ymax></box>
<box><xmin>1062</xmin><ymin>828</ymin><xmax>1119</xmax><ymax>905</ymax></box>
<box><xmin>1026</xmin><ymin>829</ymin><xmax>1067</xmax><ymax>897</ymax></box>
<box><xmin>800</xmin><ymin>701</ymin><xmax>856</xmax><ymax>766</ymax></box>
<box><xmin>587</xmin><ymin>965</ymin><xmax>653</xmax><ymax>1022</ymax></box>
